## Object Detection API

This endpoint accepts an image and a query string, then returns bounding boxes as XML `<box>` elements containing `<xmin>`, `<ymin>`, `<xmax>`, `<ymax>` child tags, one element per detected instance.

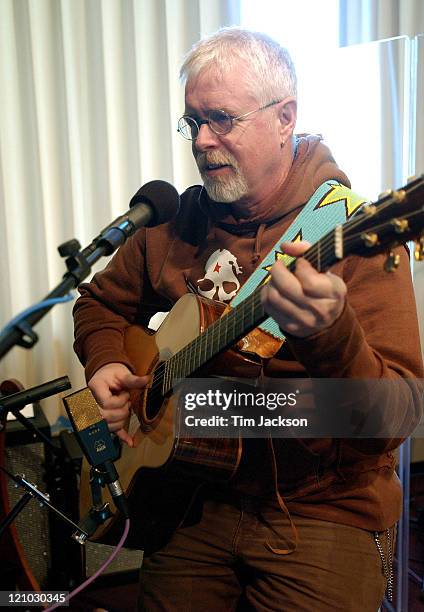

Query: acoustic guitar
<box><xmin>72</xmin><ymin>176</ymin><xmax>424</xmax><ymax>547</ymax></box>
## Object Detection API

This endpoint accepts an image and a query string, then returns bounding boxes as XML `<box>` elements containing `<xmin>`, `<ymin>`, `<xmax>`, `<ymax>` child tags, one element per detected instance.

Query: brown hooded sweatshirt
<box><xmin>73</xmin><ymin>135</ymin><xmax>423</xmax><ymax>531</ymax></box>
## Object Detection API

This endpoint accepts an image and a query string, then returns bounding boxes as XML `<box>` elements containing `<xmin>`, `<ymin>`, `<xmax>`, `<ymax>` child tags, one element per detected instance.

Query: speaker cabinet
<box><xmin>85</xmin><ymin>541</ymin><xmax>143</xmax><ymax>579</ymax></box>
<box><xmin>2</xmin><ymin>409</ymin><xmax>51</xmax><ymax>589</ymax></box>
<box><xmin>1</xmin><ymin>412</ymin><xmax>142</xmax><ymax>596</ymax></box>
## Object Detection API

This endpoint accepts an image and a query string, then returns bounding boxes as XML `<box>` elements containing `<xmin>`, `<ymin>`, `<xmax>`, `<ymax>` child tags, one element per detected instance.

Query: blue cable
<box><xmin>1</xmin><ymin>293</ymin><xmax>75</xmax><ymax>336</ymax></box>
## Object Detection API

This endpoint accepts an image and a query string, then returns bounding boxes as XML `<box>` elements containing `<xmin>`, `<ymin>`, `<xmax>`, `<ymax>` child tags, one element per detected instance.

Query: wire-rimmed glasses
<box><xmin>177</xmin><ymin>99</ymin><xmax>283</xmax><ymax>141</ymax></box>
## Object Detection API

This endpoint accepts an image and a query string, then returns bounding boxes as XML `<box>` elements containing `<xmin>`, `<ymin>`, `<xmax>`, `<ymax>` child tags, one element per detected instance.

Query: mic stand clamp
<box><xmin>0</xmin><ymin>466</ymin><xmax>88</xmax><ymax>543</ymax></box>
<box><xmin>58</xmin><ymin>239</ymin><xmax>92</xmax><ymax>281</ymax></box>
<box><xmin>0</xmin><ymin>231</ymin><xmax>118</xmax><ymax>359</ymax></box>
<box><xmin>72</xmin><ymin>503</ymin><xmax>112</xmax><ymax>545</ymax></box>
<box><xmin>71</xmin><ymin>466</ymin><xmax>114</xmax><ymax>545</ymax></box>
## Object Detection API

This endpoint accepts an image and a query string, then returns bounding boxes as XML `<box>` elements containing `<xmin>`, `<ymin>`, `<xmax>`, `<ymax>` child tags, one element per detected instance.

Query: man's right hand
<box><xmin>88</xmin><ymin>363</ymin><xmax>149</xmax><ymax>447</ymax></box>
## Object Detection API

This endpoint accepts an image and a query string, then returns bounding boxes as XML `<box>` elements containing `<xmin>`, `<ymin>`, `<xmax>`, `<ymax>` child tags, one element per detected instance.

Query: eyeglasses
<box><xmin>177</xmin><ymin>99</ymin><xmax>283</xmax><ymax>141</ymax></box>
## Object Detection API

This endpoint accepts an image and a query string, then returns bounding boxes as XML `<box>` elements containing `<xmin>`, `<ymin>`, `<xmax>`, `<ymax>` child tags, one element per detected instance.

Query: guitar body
<box><xmin>79</xmin><ymin>294</ymin><xmax>263</xmax><ymax>549</ymax></box>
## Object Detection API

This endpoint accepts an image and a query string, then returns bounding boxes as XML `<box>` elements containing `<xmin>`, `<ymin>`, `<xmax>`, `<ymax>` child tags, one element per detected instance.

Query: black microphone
<box><xmin>0</xmin><ymin>376</ymin><xmax>71</xmax><ymax>414</ymax></box>
<box><xmin>62</xmin><ymin>388</ymin><xmax>129</xmax><ymax>518</ymax></box>
<box><xmin>91</xmin><ymin>179</ymin><xmax>179</xmax><ymax>255</ymax></box>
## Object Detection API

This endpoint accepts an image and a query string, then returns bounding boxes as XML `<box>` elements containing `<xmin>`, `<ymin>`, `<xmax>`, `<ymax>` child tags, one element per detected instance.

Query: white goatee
<box><xmin>196</xmin><ymin>152</ymin><xmax>249</xmax><ymax>203</ymax></box>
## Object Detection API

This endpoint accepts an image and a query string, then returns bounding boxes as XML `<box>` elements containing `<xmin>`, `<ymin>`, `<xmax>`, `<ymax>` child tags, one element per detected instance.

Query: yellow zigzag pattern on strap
<box><xmin>261</xmin><ymin>231</ymin><xmax>302</xmax><ymax>285</ymax></box>
<box><xmin>231</xmin><ymin>181</ymin><xmax>367</xmax><ymax>341</ymax></box>
<box><xmin>259</xmin><ymin>182</ymin><xmax>366</xmax><ymax>287</ymax></box>
<box><xmin>315</xmin><ymin>182</ymin><xmax>366</xmax><ymax>219</ymax></box>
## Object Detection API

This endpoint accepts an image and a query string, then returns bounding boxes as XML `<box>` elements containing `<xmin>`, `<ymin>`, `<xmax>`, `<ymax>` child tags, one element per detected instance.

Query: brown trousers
<box><xmin>138</xmin><ymin>495</ymin><xmax>392</xmax><ymax>611</ymax></box>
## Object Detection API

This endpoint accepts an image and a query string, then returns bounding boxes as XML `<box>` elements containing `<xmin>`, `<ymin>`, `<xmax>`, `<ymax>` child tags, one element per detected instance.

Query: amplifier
<box><xmin>85</xmin><ymin>541</ymin><xmax>143</xmax><ymax>579</ymax></box>
<box><xmin>2</xmin><ymin>413</ymin><xmax>143</xmax><ymax>593</ymax></box>
<box><xmin>3</xmin><ymin>408</ymin><xmax>52</xmax><ymax>589</ymax></box>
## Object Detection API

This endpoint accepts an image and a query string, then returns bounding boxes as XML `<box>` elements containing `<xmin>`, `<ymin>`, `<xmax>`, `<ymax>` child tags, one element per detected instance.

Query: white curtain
<box><xmin>340</xmin><ymin>0</ymin><xmax>424</xmax><ymax>364</ymax></box>
<box><xmin>0</xmin><ymin>0</ymin><xmax>240</xmax><ymax>424</ymax></box>
<box><xmin>340</xmin><ymin>0</ymin><xmax>424</xmax><ymax>45</ymax></box>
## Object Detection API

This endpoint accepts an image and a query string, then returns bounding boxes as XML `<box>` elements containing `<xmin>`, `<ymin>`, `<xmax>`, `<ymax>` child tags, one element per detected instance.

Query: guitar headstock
<box><xmin>342</xmin><ymin>175</ymin><xmax>424</xmax><ymax>269</ymax></box>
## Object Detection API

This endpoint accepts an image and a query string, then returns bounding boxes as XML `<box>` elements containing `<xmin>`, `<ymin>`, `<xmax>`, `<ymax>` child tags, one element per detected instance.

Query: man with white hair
<box><xmin>73</xmin><ymin>28</ymin><xmax>423</xmax><ymax>611</ymax></box>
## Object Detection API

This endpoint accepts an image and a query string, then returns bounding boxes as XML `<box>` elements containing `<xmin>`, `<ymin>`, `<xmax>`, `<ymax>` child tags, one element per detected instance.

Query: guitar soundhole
<box><xmin>144</xmin><ymin>371</ymin><xmax>165</xmax><ymax>422</ymax></box>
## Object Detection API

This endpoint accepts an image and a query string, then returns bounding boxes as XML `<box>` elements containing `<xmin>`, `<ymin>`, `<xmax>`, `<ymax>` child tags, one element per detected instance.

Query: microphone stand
<box><xmin>0</xmin><ymin>200</ymin><xmax>156</xmax><ymax>587</ymax></box>
<box><xmin>1</xmin><ymin>377</ymin><xmax>117</xmax><ymax>540</ymax></box>
<box><xmin>0</xmin><ymin>465</ymin><xmax>88</xmax><ymax>543</ymax></box>
<box><xmin>0</xmin><ymin>377</ymin><xmax>72</xmax><ymax>453</ymax></box>
<box><xmin>0</xmin><ymin>376</ymin><xmax>90</xmax><ymax>591</ymax></box>
<box><xmin>0</xmin><ymin>220</ymin><xmax>142</xmax><ymax>360</ymax></box>
<box><xmin>0</xmin><ymin>377</ymin><xmax>72</xmax><ymax>467</ymax></box>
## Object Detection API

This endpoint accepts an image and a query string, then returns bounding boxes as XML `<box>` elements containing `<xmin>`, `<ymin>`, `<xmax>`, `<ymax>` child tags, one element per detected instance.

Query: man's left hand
<box><xmin>261</xmin><ymin>240</ymin><xmax>346</xmax><ymax>338</ymax></box>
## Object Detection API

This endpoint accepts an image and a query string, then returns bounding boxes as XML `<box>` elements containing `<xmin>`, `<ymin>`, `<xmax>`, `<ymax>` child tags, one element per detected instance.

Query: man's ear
<box><xmin>278</xmin><ymin>97</ymin><xmax>297</xmax><ymax>140</ymax></box>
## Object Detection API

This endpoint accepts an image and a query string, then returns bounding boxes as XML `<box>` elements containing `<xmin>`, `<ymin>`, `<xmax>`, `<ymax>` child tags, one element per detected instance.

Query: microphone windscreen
<box><xmin>63</xmin><ymin>388</ymin><xmax>119</xmax><ymax>466</ymax></box>
<box><xmin>129</xmin><ymin>180</ymin><xmax>180</xmax><ymax>226</ymax></box>
<box><xmin>64</xmin><ymin>387</ymin><xmax>101</xmax><ymax>431</ymax></box>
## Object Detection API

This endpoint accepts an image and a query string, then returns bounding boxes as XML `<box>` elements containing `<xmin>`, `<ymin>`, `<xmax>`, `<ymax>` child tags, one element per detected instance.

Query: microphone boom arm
<box><xmin>0</xmin><ymin>181</ymin><xmax>179</xmax><ymax>360</ymax></box>
<box><xmin>0</xmin><ymin>238</ymin><xmax>110</xmax><ymax>359</ymax></box>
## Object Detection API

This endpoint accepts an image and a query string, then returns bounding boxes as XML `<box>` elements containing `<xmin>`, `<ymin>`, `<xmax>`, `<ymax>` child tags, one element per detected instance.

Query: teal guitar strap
<box><xmin>230</xmin><ymin>180</ymin><xmax>367</xmax><ymax>340</ymax></box>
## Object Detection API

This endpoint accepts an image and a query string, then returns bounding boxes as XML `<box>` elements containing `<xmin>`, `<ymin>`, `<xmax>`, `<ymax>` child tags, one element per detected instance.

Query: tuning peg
<box><xmin>391</xmin><ymin>218</ymin><xmax>409</xmax><ymax>233</ymax></box>
<box><xmin>362</xmin><ymin>232</ymin><xmax>379</xmax><ymax>247</ymax></box>
<box><xmin>392</xmin><ymin>189</ymin><xmax>406</xmax><ymax>203</ymax></box>
<box><xmin>384</xmin><ymin>251</ymin><xmax>401</xmax><ymax>272</ymax></box>
<box><xmin>415</xmin><ymin>237</ymin><xmax>424</xmax><ymax>261</ymax></box>
<box><xmin>363</xmin><ymin>204</ymin><xmax>377</xmax><ymax>216</ymax></box>
<box><xmin>378</xmin><ymin>188</ymin><xmax>407</xmax><ymax>203</ymax></box>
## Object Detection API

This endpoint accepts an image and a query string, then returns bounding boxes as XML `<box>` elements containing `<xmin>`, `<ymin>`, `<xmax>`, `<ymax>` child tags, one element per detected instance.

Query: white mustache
<box><xmin>196</xmin><ymin>152</ymin><xmax>238</xmax><ymax>172</ymax></box>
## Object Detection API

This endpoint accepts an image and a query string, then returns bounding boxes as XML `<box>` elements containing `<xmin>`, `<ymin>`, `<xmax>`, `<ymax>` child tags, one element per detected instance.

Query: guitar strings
<box><xmin>146</xmin><ymin>184</ymin><xmax>423</xmax><ymax>401</ymax></box>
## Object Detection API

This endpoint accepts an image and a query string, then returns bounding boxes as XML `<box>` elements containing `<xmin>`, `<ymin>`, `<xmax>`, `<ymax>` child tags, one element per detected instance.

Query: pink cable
<box><xmin>45</xmin><ymin>518</ymin><xmax>131</xmax><ymax>611</ymax></box>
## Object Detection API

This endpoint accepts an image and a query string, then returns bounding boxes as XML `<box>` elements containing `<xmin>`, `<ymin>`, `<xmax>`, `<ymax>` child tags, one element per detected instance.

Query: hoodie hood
<box><xmin>198</xmin><ymin>134</ymin><xmax>351</xmax><ymax>232</ymax></box>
